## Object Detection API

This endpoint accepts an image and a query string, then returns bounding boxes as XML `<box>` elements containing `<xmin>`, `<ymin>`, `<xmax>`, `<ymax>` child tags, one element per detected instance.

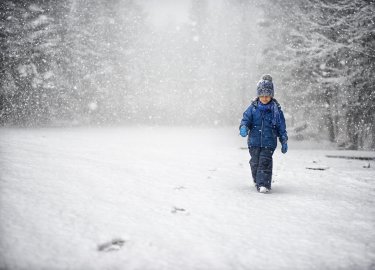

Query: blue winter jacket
<box><xmin>240</xmin><ymin>98</ymin><xmax>288</xmax><ymax>150</ymax></box>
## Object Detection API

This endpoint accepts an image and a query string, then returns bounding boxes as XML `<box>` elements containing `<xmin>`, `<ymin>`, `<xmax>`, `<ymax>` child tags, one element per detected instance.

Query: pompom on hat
<box><xmin>256</xmin><ymin>74</ymin><xmax>274</xmax><ymax>97</ymax></box>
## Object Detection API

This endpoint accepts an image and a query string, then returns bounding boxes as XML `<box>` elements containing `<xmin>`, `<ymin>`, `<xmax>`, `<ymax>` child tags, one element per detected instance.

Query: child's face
<box><xmin>259</xmin><ymin>96</ymin><xmax>272</xmax><ymax>104</ymax></box>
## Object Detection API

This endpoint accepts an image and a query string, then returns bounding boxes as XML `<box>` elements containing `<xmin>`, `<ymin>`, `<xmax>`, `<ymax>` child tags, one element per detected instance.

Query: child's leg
<box><xmin>255</xmin><ymin>147</ymin><xmax>274</xmax><ymax>189</ymax></box>
<box><xmin>249</xmin><ymin>147</ymin><xmax>261</xmax><ymax>184</ymax></box>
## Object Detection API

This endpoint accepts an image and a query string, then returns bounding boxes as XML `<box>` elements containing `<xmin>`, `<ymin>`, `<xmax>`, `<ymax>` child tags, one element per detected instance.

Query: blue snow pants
<box><xmin>249</xmin><ymin>147</ymin><xmax>274</xmax><ymax>189</ymax></box>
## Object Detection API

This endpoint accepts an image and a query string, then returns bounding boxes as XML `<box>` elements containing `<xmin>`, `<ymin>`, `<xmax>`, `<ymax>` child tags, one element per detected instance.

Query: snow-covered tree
<box><xmin>259</xmin><ymin>0</ymin><xmax>375</xmax><ymax>149</ymax></box>
<box><xmin>0</xmin><ymin>1</ymin><xmax>68</xmax><ymax>126</ymax></box>
<box><xmin>0</xmin><ymin>0</ymin><xmax>145</xmax><ymax>126</ymax></box>
<box><xmin>57</xmin><ymin>0</ymin><xmax>144</xmax><ymax>124</ymax></box>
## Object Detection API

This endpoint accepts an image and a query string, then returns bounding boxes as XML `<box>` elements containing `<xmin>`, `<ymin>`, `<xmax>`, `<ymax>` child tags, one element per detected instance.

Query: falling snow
<box><xmin>0</xmin><ymin>1</ymin><xmax>375</xmax><ymax>269</ymax></box>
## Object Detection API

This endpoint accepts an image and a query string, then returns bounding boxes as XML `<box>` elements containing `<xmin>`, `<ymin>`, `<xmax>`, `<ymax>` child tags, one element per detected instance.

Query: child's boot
<box><xmin>259</xmin><ymin>186</ymin><xmax>270</xmax><ymax>193</ymax></box>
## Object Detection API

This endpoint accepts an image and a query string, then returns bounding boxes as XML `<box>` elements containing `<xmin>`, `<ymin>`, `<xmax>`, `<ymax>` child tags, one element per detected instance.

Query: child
<box><xmin>239</xmin><ymin>74</ymin><xmax>288</xmax><ymax>193</ymax></box>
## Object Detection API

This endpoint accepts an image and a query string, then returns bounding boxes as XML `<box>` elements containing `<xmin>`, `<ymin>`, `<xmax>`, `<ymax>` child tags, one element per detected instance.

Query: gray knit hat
<box><xmin>256</xmin><ymin>74</ymin><xmax>274</xmax><ymax>97</ymax></box>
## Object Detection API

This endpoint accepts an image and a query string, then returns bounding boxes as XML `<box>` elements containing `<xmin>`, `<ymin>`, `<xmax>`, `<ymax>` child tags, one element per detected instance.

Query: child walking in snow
<box><xmin>239</xmin><ymin>74</ymin><xmax>288</xmax><ymax>193</ymax></box>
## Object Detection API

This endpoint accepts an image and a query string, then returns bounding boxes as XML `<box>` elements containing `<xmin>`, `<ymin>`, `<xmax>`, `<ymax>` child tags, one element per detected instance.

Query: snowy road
<box><xmin>0</xmin><ymin>127</ymin><xmax>374</xmax><ymax>270</ymax></box>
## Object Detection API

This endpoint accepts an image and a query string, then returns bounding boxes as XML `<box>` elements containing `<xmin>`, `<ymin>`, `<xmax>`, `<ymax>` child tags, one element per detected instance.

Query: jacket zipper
<box><xmin>260</xmin><ymin>111</ymin><xmax>264</xmax><ymax>147</ymax></box>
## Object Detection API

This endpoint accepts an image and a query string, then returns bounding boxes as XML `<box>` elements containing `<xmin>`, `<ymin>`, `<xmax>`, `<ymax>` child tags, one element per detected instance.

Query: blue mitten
<box><xmin>240</xmin><ymin>126</ymin><xmax>248</xmax><ymax>137</ymax></box>
<box><xmin>281</xmin><ymin>143</ymin><xmax>288</xmax><ymax>154</ymax></box>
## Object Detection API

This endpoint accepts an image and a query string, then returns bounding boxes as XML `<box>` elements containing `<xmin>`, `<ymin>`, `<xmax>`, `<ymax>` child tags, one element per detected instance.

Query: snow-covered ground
<box><xmin>0</xmin><ymin>126</ymin><xmax>374</xmax><ymax>270</ymax></box>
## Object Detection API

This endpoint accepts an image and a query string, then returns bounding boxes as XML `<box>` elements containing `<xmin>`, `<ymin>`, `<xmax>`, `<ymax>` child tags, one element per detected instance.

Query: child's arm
<box><xmin>239</xmin><ymin>105</ymin><xmax>253</xmax><ymax>131</ymax></box>
<box><xmin>277</xmin><ymin>109</ymin><xmax>288</xmax><ymax>144</ymax></box>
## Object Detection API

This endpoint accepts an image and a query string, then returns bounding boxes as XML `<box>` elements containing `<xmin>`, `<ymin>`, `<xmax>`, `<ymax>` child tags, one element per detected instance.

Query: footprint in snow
<box><xmin>171</xmin><ymin>206</ymin><xmax>189</xmax><ymax>215</ymax></box>
<box><xmin>306</xmin><ymin>166</ymin><xmax>329</xmax><ymax>171</ymax></box>
<box><xmin>98</xmin><ymin>238</ymin><xmax>126</xmax><ymax>252</ymax></box>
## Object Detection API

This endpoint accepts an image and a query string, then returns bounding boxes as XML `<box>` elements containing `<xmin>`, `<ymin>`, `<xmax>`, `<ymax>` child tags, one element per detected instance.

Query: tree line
<box><xmin>0</xmin><ymin>0</ymin><xmax>261</xmax><ymax>127</ymax></box>
<box><xmin>1</xmin><ymin>0</ymin><xmax>374</xmax><ymax>149</ymax></box>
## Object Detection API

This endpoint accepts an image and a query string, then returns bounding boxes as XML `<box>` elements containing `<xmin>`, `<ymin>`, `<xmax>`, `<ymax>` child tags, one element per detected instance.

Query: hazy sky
<box><xmin>139</xmin><ymin>0</ymin><xmax>192</xmax><ymax>29</ymax></box>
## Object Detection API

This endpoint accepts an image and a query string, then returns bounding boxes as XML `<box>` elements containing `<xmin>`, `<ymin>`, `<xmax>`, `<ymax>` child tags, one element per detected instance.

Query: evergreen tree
<box><xmin>259</xmin><ymin>0</ymin><xmax>375</xmax><ymax>149</ymax></box>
